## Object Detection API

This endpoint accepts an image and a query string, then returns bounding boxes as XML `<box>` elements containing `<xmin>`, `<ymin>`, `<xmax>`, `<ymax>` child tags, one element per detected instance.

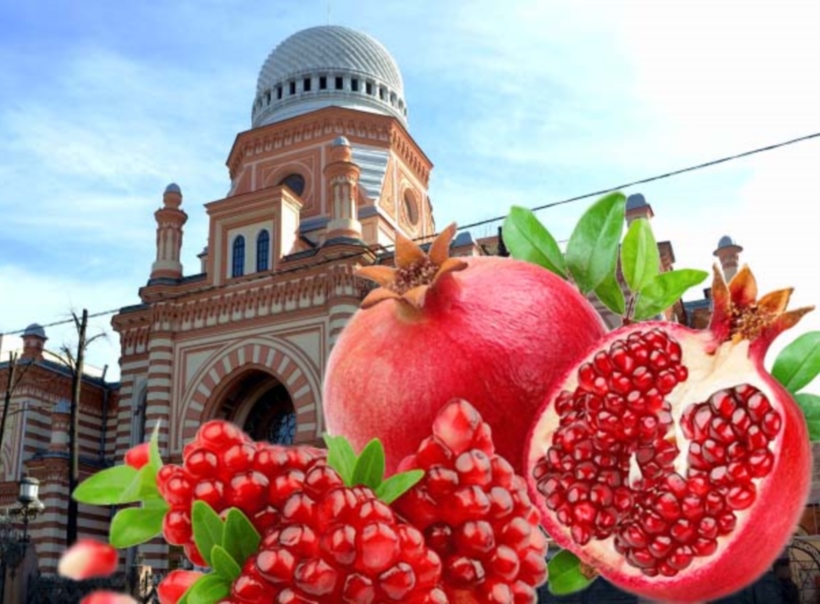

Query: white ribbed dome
<box><xmin>251</xmin><ymin>26</ymin><xmax>407</xmax><ymax>128</ymax></box>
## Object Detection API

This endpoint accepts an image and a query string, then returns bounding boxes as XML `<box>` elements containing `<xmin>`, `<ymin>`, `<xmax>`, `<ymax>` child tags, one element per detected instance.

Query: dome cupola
<box><xmin>252</xmin><ymin>26</ymin><xmax>407</xmax><ymax>128</ymax></box>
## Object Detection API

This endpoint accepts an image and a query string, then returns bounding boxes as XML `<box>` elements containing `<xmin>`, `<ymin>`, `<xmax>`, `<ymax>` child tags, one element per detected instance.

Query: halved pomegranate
<box><xmin>525</xmin><ymin>265</ymin><xmax>813</xmax><ymax>603</ymax></box>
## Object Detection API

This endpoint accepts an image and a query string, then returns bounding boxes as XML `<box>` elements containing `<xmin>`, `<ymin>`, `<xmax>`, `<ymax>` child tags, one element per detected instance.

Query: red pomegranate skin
<box><xmin>323</xmin><ymin>255</ymin><xmax>606</xmax><ymax>476</ymax></box>
<box><xmin>526</xmin><ymin>320</ymin><xmax>812</xmax><ymax>603</ymax></box>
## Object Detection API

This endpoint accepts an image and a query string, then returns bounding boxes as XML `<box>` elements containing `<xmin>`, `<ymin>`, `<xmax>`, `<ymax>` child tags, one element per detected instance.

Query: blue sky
<box><xmin>2</xmin><ymin>1</ymin><xmax>820</xmax><ymax>380</ymax></box>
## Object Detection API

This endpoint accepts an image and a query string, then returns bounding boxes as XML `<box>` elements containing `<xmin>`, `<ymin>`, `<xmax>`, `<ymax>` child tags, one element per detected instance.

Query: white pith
<box><xmin>528</xmin><ymin>326</ymin><xmax>783</xmax><ymax>582</ymax></box>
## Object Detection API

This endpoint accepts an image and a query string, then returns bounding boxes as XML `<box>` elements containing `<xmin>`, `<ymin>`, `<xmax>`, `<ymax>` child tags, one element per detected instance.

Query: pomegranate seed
<box><xmin>342</xmin><ymin>574</ymin><xmax>375</xmax><ymax>602</ymax></box>
<box><xmin>761</xmin><ymin>410</ymin><xmax>782</xmax><ymax>438</ymax></box>
<box><xmin>648</xmin><ymin>535</ymin><xmax>673</xmax><ymax>559</ymax></box>
<box><xmin>610</xmin><ymin>373</ymin><xmax>633</xmax><ymax>395</ymax></box>
<box><xmin>648</xmin><ymin>349</ymin><xmax>670</xmax><ymax>370</ymax></box>
<box><xmin>294</xmin><ymin>558</ymin><xmax>338</xmax><ymax>596</ymax></box>
<box><xmin>726</xmin><ymin>484</ymin><xmax>756</xmax><ymax>510</ymax></box>
<box><xmin>656</xmin><ymin>370</ymin><xmax>678</xmax><ymax>394</ymax></box>
<box><xmin>670</xmin><ymin>518</ymin><xmax>695</xmax><ymax>544</ymax></box>
<box><xmin>566</xmin><ymin>482</ymin><xmax>590</xmax><ymax>504</ymax></box>
<box><xmin>611</xmin><ymin>349</ymin><xmax>636</xmax><ymax>374</ymax></box>
<box><xmin>589</xmin><ymin>483</ymin><xmax>613</xmax><ymax>507</ymax></box>
<box><xmin>711</xmin><ymin>391</ymin><xmax>737</xmax><ymax>418</ymax></box>
<box><xmin>447</xmin><ymin>557</ymin><xmax>485</xmax><ymax>585</ymax></box>
<box><xmin>709</xmin><ymin>418</ymin><xmax>736</xmax><ymax>444</ymax></box>
<box><xmin>571</xmin><ymin>524</ymin><xmax>592</xmax><ymax>545</ymax></box>
<box><xmin>687</xmin><ymin>475</ymin><xmax>710</xmax><ymax>496</ymax></box>
<box><xmin>730</xmin><ymin>408</ymin><xmax>752</xmax><ymax>434</ymax></box>
<box><xmin>578</xmin><ymin>363</ymin><xmax>596</xmax><ymax>392</ymax></box>
<box><xmin>666</xmin><ymin>545</ymin><xmax>694</xmax><ymax>571</ymax></box>
<box><xmin>727</xmin><ymin>462</ymin><xmax>751</xmax><ymax>484</ymax></box>
<box><xmin>278</xmin><ymin>525</ymin><xmax>319</xmax><ymax>558</ymax></box>
<box><xmin>356</xmin><ymin>522</ymin><xmax>400</xmax><ymax>574</ymax></box>
<box><xmin>656</xmin><ymin>492</ymin><xmax>681</xmax><ymax>521</ymax></box>
<box><xmin>704</xmin><ymin>491</ymin><xmax>725</xmax><ymax>514</ymax></box>
<box><xmin>699</xmin><ymin>516</ymin><xmax>718</xmax><ymax>540</ymax></box>
<box><xmin>746</xmin><ymin>392</ymin><xmax>772</xmax><ymax>422</ymax></box>
<box><xmin>572</xmin><ymin>502</ymin><xmax>597</xmax><ymax>525</ymax></box>
<box><xmin>193</xmin><ymin>479</ymin><xmax>224</xmax><ymax>509</ymax></box>
<box><xmin>632</xmin><ymin>367</ymin><xmax>653</xmax><ymax>392</ymax></box>
<box><xmin>162</xmin><ymin>509</ymin><xmax>192</xmax><ymax>545</ymax></box>
<box><xmin>574</xmin><ymin>462</ymin><xmax>597</xmax><ymax>482</ymax></box>
<box><xmin>593</xmin><ymin>352</ymin><xmax>614</xmax><ymax>376</ymax></box>
<box><xmin>748</xmin><ymin>449</ymin><xmax>774</xmax><ymax>477</ymax></box>
<box><xmin>379</xmin><ymin>562</ymin><xmax>416</xmax><ymax>600</ymax></box>
<box><xmin>455</xmin><ymin>521</ymin><xmax>496</xmax><ymax>555</ymax></box>
<box><xmin>621</xmin><ymin>525</ymin><xmax>649</xmax><ymax>548</ymax></box>
<box><xmin>747</xmin><ymin>425</ymin><xmax>769</xmax><ymax>450</ymax></box>
<box><xmin>455</xmin><ymin>450</ymin><xmax>493</xmax><ymax>486</ymax></box>
<box><xmin>627</xmin><ymin>548</ymin><xmax>655</xmax><ymax>568</ymax></box>
<box><xmin>692</xmin><ymin>537</ymin><xmax>717</xmax><ymax>557</ymax></box>
<box><xmin>726</xmin><ymin>442</ymin><xmax>748</xmax><ymax>460</ymax></box>
<box><xmin>489</xmin><ymin>545</ymin><xmax>520</xmax><ymax>580</ymax></box>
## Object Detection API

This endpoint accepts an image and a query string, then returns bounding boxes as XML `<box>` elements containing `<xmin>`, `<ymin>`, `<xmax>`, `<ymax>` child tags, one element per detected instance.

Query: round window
<box><xmin>278</xmin><ymin>173</ymin><xmax>306</xmax><ymax>196</ymax></box>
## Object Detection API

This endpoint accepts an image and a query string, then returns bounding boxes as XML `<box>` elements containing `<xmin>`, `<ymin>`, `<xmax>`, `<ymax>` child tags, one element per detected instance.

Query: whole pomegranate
<box><xmin>323</xmin><ymin>224</ymin><xmax>605</xmax><ymax>475</ymax></box>
<box><xmin>525</xmin><ymin>265</ymin><xmax>813</xmax><ymax>603</ymax></box>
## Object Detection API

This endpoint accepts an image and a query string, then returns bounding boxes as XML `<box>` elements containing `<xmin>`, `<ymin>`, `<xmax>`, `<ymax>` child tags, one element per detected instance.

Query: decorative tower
<box><xmin>713</xmin><ymin>235</ymin><xmax>743</xmax><ymax>281</ymax></box>
<box><xmin>21</xmin><ymin>323</ymin><xmax>47</xmax><ymax>360</ymax></box>
<box><xmin>150</xmin><ymin>183</ymin><xmax>188</xmax><ymax>281</ymax></box>
<box><xmin>323</xmin><ymin>137</ymin><xmax>363</xmax><ymax>241</ymax></box>
<box><xmin>625</xmin><ymin>193</ymin><xmax>654</xmax><ymax>225</ymax></box>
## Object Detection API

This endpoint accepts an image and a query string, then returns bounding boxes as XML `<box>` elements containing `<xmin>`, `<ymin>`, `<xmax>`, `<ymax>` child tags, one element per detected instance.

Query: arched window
<box><xmin>232</xmin><ymin>236</ymin><xmax>245</xmax><ymax>278</ymax></box>
<box><xmin>257</xmin><ymin>230</ymin><xmax>270</xmax><ymax>272</ymax></box>
<box><xmin>278</xmin><ymin>173</ymin><xmax>305</xmax><ymax>196</ymax></box>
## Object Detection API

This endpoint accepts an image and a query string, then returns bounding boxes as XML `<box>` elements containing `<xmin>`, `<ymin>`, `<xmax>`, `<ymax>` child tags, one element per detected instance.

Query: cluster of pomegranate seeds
<box><xmin>394</xmin><ymin>399</ymin><xmax>548</xmax><ymax>603</ymax></box>
<box><xmin>532</xmin><ymin>328</ymin><xmax>782</xmax><ymax>578</ymax></box>
<box><xmin>157</xmin><ymin>420</ymin><xmax>326</xmax><ymax>566</ymax></box>
<box><xmin>218</xmin><ymin>471</ymin><xmax>446</xmax><ymax>603</ymax></box>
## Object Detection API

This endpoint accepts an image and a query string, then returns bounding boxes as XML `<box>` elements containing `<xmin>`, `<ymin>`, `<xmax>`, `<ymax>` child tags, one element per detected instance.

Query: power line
<box><xmin>459</xmin><ymin>129</ymin><xmax>820</xmax><ymax>231</ymax></box>
<box><xmin>4</xmin><ymin>129</ymin><xmax>820</xmax><ymax>336</ymax></box>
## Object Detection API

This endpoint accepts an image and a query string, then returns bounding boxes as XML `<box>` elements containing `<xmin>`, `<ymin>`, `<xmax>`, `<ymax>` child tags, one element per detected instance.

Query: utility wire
<box><xmin>4</xmin><ymin>129</ymin><xmax>820</xmax><ymax>336</ymax></box>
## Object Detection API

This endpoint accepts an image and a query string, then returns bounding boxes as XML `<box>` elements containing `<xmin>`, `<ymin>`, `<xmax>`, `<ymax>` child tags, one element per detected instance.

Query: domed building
<box><xmin>104</xmin><ymin>24</ymin><xmax>484</xmax><ymax>572</ymax></box>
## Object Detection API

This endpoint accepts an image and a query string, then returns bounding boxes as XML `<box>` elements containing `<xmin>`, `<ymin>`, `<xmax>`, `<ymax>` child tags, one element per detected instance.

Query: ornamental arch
<box><xmin>177</xmin><ymin>338</ymin><xmax>321</xmax><ymax>450</ymax></box>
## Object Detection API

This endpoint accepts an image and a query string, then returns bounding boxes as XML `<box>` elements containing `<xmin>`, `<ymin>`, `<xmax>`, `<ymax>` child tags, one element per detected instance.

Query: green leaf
<box><xmin>211</xmin><ymin>545</ymin><xmax>242</xmax><ymax>582</ymax></box>
<box><xmin>593</xmin><ymin>271</ymin><xmax>625</xmax><ymax>316</ymax></box>
<box><xmin>109</xmin><ymin>507</ymin><xmax>165</xmax><ymax>548</ymax></box>
<box><xmin>621</xmin><ymin>218</ymin><xmax>659</xmax><ymax>292</ymax></box>
<box><xmin>148</xmin><ymin>420</ymin><xmax>164</xmax><ymax>472</ymax></box>
<box><xmin>118</xmin><ymin>464</ymin><xmax>160</xmax><ymax>504</ymax></box>
<box><xmin>773</xmin><ymin>332</ymin><xmax>820</xmax><ymax>395</ymax></box>
<box><xmin>374</xmin><ymin>470</ymin><xmax>424</xmax><ymax>504</ymax></box>
<box><xmin>633</xmin><ymin>269</ymin><xmax>709</xmax><ymax>321</ymax></box>
<box><xmin>795</xmin><ymin>393</ymin><xmax>820</xmax><ymax>441</ymax></box>
<box><xmin>179</xmin><ymin>574</ymin><xmax>230</xmax><ymax>604</ymax></box>
<box><xmin>223</xmin><ymin>508</ymin><xmax>261</xmax><ymax>568</ymax></box>
<box><xmin>192</xmin><ymin>501</ymin><xmax>225</xmax><ymax>567</ymax></box>
<box><xmin>566</xmin><ymin>192</ymin><xmax>626</xmax><ymax>294</ymax></box>
<box><xmin>323</xmin><ymin>434</ymin><xmax>357</xmax><ymax>485</ymax></box>
<box><xmin>548</xmin><ymin>549</ymin><xmax>597</xmax><ymax>596</ymax></box>
<box><xmin>72</xmin><ymin>465</ymin><xmax>139</xmax><ymax>505</ymax></box>
<box><xmin>502</xmin><ymin>206</ymin><xmax>567</xmax><ymax>278</ymax></box>
<box><xmin>351</xmin><ymin>439</ymin><xmax>385</xmax><ymax>490</ymax></box>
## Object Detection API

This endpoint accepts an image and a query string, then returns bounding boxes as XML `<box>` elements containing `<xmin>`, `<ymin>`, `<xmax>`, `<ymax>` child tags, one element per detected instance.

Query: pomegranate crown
<box><xmin>709</xmin><ymin>263</ymin><xmax>813</xmax><ymax>351</ymax></box>
<box><xmin>356</xmin><ymin>223</ymin><xmax>467</xmax><ymax>310</ymax></box>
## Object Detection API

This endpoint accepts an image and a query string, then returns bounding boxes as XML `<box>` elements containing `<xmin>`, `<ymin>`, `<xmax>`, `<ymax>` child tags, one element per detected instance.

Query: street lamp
<box><xmin>11</xmin><ymin>476</ymin><xmax>44</xmax><ymax>541</ymax></box>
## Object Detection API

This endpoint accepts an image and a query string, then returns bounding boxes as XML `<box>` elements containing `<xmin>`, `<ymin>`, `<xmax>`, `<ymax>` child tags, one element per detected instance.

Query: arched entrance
<box><xmin>214</xmin><ymin>369</ymin><xmax>297</xmax><ymax>445</ymax></box>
